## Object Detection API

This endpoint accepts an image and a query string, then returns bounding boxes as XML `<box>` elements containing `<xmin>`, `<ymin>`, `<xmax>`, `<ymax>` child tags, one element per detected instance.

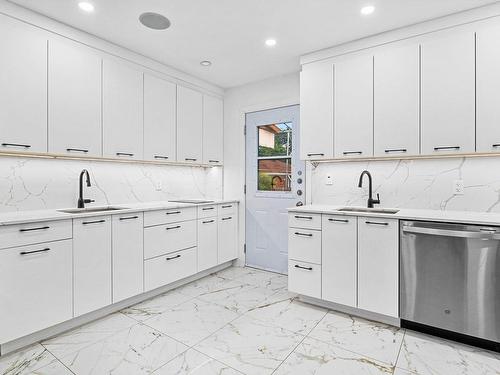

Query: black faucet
<box><xmin>358</xmin><ymin>170</ymin><xmax>380</xmax><ymax>208</ymax></box>
<box><xmin>78</xmin><ymin>169</ymin><xmax>95</xmax><ymax>209</ymax></box>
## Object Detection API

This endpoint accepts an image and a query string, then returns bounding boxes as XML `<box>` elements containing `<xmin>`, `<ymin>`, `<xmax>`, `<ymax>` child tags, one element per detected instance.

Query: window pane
<box><xmin>258</xmin><ymin>122</ymin><xmax>292</xmax><ymax>157</ymax></box>
<box><xmin>258</xmin><ymin>158</ymin><xmax>292</xmax><ymax>192</ymax></box>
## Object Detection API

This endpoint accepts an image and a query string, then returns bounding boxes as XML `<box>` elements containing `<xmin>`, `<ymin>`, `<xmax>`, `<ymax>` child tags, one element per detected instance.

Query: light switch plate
<box><xmin>453</xmin><ymin>179</ymin><xmax>464</xmax><ymax>195</ymax></box>
<box><xmin>325</xmin><ymin>175</ymin><xmax>333</xmax><ymax>185</ymax></box>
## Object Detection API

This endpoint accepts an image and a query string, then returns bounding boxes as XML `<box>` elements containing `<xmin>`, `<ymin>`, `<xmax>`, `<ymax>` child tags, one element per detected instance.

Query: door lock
<box><xmin>296</xmin><ymin>202</ymin><xmax>304</xmax><ymax>207</ymax></box>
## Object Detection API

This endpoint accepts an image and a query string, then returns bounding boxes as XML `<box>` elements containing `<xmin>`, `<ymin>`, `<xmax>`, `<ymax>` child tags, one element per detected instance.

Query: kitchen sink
<box><xmin>58</xmin><ymin>206</ymin><xmax>128</xmax><ymax>214</ymax></box>
<box><xmin>337</xmin><ymin>207</ymin><xmax>400</xmax><ymax>214</ymax></box>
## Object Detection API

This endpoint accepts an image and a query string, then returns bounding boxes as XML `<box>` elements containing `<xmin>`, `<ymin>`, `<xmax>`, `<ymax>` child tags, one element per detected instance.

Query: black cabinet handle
<box><xmin>166</xmin><ymin>225</ymin><xmax>181</xmax><ymax>230</ymax></box>
<box><xmin>307</xmin><ymin>153</ymin><xmax>324</xmax><ymax>157</ymax></box>
<box><xmin>221</xmin><ymin>217</ymin><xmax>232</xmax><ymax>221</ymax></box>
<box><xmin>343</xmin><ymin>151</ymin><xmax>362</xmax><ymax>155</ymax></box>
<box><xmin>294</xmin><ymin>232</ymin><xmax>313</xmax><ymax>237</ymax></box>
<box><xmin>202</xmin><ymin>219</ymin><xmax>215</xmax><ymax>224</ymax></box>
<box><xmin>365</xmin><ymin>221</ymin><xmax>389</xmax><ymax>226</ymax></box>
<box><xmin>209</xmin><ymin>160</ymin><xmax>220</xmax><ymax>163</ymax></box>
<box><xmin>116</xmin><ymin>152</ymin><xmax>134</xmax><ymax>156</ymax></box>
<box><xmin>67</xmin><ymin>148</ymin><xmax>89</xmax><ymax>153</ymax></box>
<box><xmin>20</xmin><ymin>247</ymin><xmax>50</xmax><ymax>256</ymax></box>
<box><xmin>434</xmin><ymin>146</ymin><xmax>460</xmax><ymax>151</ymax></box>
<box><xmin>185</xmin><ymin>158</ymin><xmax>197</xmax><ymax>161</ymax></box>
<box><xmin>202</xmin><ymin>207</ymin><xmax>215</xmax><ymax>211</ymax></box>
<box><xmin>154</xmin><ymin>155</ymin><xmax>169</xmax><ymax>160</ymax></box>
<box><xmin>19</xmin><ymin>226</ymin><xmax>50</xmax><ymax>232</ymax></box>
<box><xmin>328</xmin><ymin>218</ymin><xmax>349</xmax><ymax>223</ymax></box>
<box><xmin>294</xmin><ymin>215</ymin><xmax>312</xmax><ymax>220</ymax></box>
<box><xmin>384</xmin><ymin>149</ymin><xmax>407</xmax><ymax>153</ymax></box>
<box><xmin>166</xmin><ymin>211</ymin><xmax>181</xmax><ymax>215</ymax></box>
<box><xmin>166</xmin><ymin>254</ymin><xmax>181</xmax><ymax>261</ymax></box>
<box><xmin>1</xmin><ymin>143</ymin><xmax>31</xmax><ymax>148</ymax></box>
<box><xmin>119</xmin><ymin>216</ymin><xmax>139</xmax><ymax>221</ymax></box>
<box><xmin>294</xmin><ymin>264</ymin><xmax>313</xmax><ymax>271</ymax></box>
<box><xmin>82</xmin><ymin>219</ymin><xmax>106</xmax><ymax>225</ymax></box>
<box><xmin>221</xmin><ymin>205</ymin><xmax>232</xmax><ymax>208</ymax></box>
<box><xmin>493</xmin><ymin>144</ymin><xmax>500</xmax><ymax>148</ymax></box>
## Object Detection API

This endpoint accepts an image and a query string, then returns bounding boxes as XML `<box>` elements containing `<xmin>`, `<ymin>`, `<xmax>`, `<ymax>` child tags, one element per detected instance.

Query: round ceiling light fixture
<box><xmin>360</xmin><ymin>5</ymin><xmax>375</xmax><ymax>15</ymax></box>
<box><xmin>78</xmin><ymin>2</ymin><xmax>95</xmax><ymax>12</ymax></box>
<box><xmin>139</xmin><ymin>12</ymin><xmax>171</xmax><ymax>30</ymax></box>
<box><xmin>200</xmin><ymin>60</ymin><xmax>212</xmax><ymax>67</ymax></box>
<box><xmin>265</xmin><ymin>39</ymin><xmax>277</xmax><ymax>47</ymax></box>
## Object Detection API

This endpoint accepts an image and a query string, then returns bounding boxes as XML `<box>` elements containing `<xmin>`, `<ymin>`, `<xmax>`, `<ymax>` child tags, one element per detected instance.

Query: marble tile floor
<box><xmin>1</xmin><ymin>266</ymin><xmax>499</xmax><ymax>375</ymax></box>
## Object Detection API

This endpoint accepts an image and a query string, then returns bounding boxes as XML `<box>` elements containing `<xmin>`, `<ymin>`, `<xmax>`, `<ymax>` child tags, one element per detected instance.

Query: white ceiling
<box><xmin>8</xmin><ymin>0</ymin><xmax>499</xmax><ymax>88</ymax></box>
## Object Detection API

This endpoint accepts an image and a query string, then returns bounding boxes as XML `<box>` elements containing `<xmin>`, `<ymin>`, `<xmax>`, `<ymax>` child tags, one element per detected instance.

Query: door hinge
<box><xmin>244</xmin><ymin>184</ymin><xmax>246</xmax><ymax>194</ymax></box>
<box><xmin>244</xmin><ymin>244</ymin><xmax>246</xmax><ymax>254</ymax></box>
<box><xmin>243</xmin><ymin>125</ymin><xmax>246</xmax><ymax>136</ymax></box>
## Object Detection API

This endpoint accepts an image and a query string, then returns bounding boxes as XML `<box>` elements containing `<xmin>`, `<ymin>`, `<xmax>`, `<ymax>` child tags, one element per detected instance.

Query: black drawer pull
<box><xmin>202</xmin><ymin>207</ymin><xmax>215</xmax><ymax>211</ymax></box>
<box><xmin>384</xmin><ymin>149</ymin><xmax>407</xmax><ymax>153</ymax></box>
<box><xmin>209</xmin><ymin>160</ymin><xmax>220</xmax><ymax>163</ymax></box>
<box><xmin>203</xmin><ymin>219</ymin><xmax>215</xmax><ymax>224</ymax></box>
<box><xmin>1</xmin><ymin>143</ymin><xmax>31</xmax><ymax>148</ymax></box>
<box><xmin>66</xmin><ymin>148</ymin><xmax>89</xmax><ymax>153</ymax></box>
<box><xmin>185</xmin><ymin>158</ymin><xmax>197</xmax><ymax>161</ymax></box>
<box><xmin>307</xmin><ymin>153</ymin><xmax>324</xmax><ymax>156</ymax></box>
<box><xmin>119</xmin><ymin>216</ymin><xmax>139</xmax><ymax>221</ymax></box>
<box><xmin>294</xmin><ymin>215</ymin><xmax>312</xmax><ymax>220</ymax></box>
<box><xmin>294</xmin><ymin>232</ymin><xmax>313</xmax><ymax>237</ymax></box>
<box><xmin>294</xmin><ymin>264</ymin><xmax>313</xmax><ymax>271</ymax></box>
<box><xmin>365</xmin><ymin>221</ymin><xmax>389</xmax><ymax>226</ymax></box>
<box><xmin>19</xmin><ymin>226</ymin><xmax>50</xmax><ymax>232</ymax></box>
<box><xmin>343</xmin><ymin>151</ymin><xmax>362</xmax><ymax>155</ymax></box>
<box><xmin>221</xmin><ymin>205</ymin><xmax>232</xmax><ymax>208</ymax></box>
<box><xmin>154</xmin><ymin>155</ymin><xmax>169</xmax><ymax>160</ymax></box>
<box><xmin>328</xmin><ymin>218</ymin><xmax>349</xmax><ymax>223</ymax></box>
<box><xmin>493</xmin><ymin>144</ymin><xmax>500</xmax><ymax>148</ymax></box>
<box><xmin>82</xmin><ymin>219</ymin><xmax>106</xmax><ymax>225</ymax></box>
<box><xmin>434</xmin><ymin>146</ymin><xmax>460</xmax><ymax>151</ymax></box>
<box><xmin>166</xmin><ymin>211</ymin><xmax>181</xmax><ymax>215</ymax></box>
<box><xmin>221</xmin><ymin>217</ymin><xmax>232</xmax><ymax>221</ymax></box>
<box><xmin>20</xmin><ymin>247</ymin><xmax>50</xmax><ymax>256</ymax></box>
<box><xmin>166</xmin><ymin>225</ymin><xmax>181</xmax><ymax>230</ymax></box>
<box><xmin>116</xmin><ymin>152</ymin><xmax>134</xmax><ymax>156</ymax></box>
<box><xmin>166</xmin><ymin>254</ymin><xmax>181</xmax><ymax>261</ymax></box>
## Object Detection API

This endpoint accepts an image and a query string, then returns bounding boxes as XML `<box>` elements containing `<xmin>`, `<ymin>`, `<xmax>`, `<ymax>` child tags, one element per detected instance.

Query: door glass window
<box><xmin>257</xmin><ymin>122</ymin><xmax>292</xmax><ymax>192</ymax></box>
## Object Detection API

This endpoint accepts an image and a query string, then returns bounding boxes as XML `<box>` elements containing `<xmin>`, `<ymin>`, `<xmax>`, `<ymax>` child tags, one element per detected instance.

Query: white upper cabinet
<box><xmin>374</xmin><ymin>43</ymin><xmax>420</xmax><ymax>157</ymax></box>
<box><xmin>300</xmin><ymin>60</ymin><xmax>334</xmax><ymax>160</ymax></box>
<box><xmin>203</xmin><ymin>95</ymin><xmax>224</xmax><ymax>165</ymax></box>
<box><xmin>48</xmin><ymin>39</ymin><xmax>102</xmax><ymax>157</ymax></box>
<box><xmin>334</xmin><ymin>54</ymin><xmax>374</xmax><ymax>158</ymax></box>
<box><xmin>177</xmin><ymin>86</ymin><xmax>203</xmax><ymax>163</ymax></box>
<box><xmin>103</xmin><ymin>59</ymin><xmax>143</xmax><ymax>160</ymax></box>
<box><xmin>477</xmin><ymin>24</ymin><xmax>500</xmax><ymax>153</ymax></box>
<box><xmin>421</xmin><ymin>29</ymin><xmax>475</xmax><ymax>155</ymax></box>
<box><xmin>0</xmin><ymin>16</ymin><xmax>47</xmax><ymax>153</ymax></box>
<box><xmin>144</xmin><ymin>74</ymin><xmax>177</xmax><ymax>161</ymax></box>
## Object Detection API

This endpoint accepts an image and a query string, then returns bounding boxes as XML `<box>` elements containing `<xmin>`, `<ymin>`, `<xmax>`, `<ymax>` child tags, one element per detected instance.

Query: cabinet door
<box><xmin>103</xmin><ymin>60</ymin><xmax>143</xmax><ymax>160</ymax></box>
<box><xmin>335</xmin><ymin>55</ymin><xmax>373</xmax><ymax>158</ymax></box>
<box><xmin>198</xmin><ymin>217</ymin><xmax>218</xmax><ymax>271</ymax></box>
<box><xmin>421</xmin><ymin>30</ymin><xmax>475</xmax><ymax>155</ymax></box>
<box><xmin>374</xmin><ymin>44</ymin><xmax>419</xmax><ymax>157</ymax></box>
<box><xmin>177</xmin><ymin>86</ymin><xmax>203</xmax><ymax>163</ymax></box>
<box><xmin>477</xmin><ymin>24</ymin><xmax>500</xmax><ymax>152</ymax></box>
<box><xmin>218</xmin><ymin>215</ymin><xmax>238</xmax><ymax>264</ymax></box>
<box><xmin>0</xmin><ymin>240</ymin><xmax>72</xmax><ymax>343</ymax></box>
<box><xmin>0</xmin><ymin>16</ymin><xmax>47</xmax><ymax>153</ymax></box>
<box><xmin>73</xmin><ymin>216</ymin><xmax>112</xmax><ymax>316</ymax></box>
<box><xmin>203</xmin><ymin>95</ymin><xmax>224</xmax><ymax>165</ymax></box>
<box><xmin>300</xmin><ymin>60</ymin><xmax>334</xmax><ymax>160</ymax></box>
<box><xmin>358</xmin><ymin>217</ymin><xmax>399</xmax><ymax>317</ymax></box>
<box><xmin>48</xmin><ymin>39</ymin><xmax>102</xmax><ymax>157</ymax></box>
<box><xmin>322</xmin><ymin>215</ymin><xmax>357</xmax><ymax>307</ymax></box>
<box><xmin>144</xmin><ymin>74</ymin><xmax>176</xmax><ymax>161</ymax></box>
<box><xmin>112</xmin><ymin>213</ymin><xmax>144</xmax><ymax>303</ymax></box>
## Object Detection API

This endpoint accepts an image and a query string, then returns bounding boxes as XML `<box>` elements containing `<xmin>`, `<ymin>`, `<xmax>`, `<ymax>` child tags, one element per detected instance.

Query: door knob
<box><xmin>296</xmin><ymin>202</ymin><xmax>304</xmax><ymax>207</ymax></box>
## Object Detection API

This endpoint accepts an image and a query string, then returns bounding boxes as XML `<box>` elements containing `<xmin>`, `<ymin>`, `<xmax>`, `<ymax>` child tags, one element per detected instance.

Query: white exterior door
<box><xmin>245</xmin><ymin>105</ymin><xmax>304</xmax><ymax>274</ymax></box>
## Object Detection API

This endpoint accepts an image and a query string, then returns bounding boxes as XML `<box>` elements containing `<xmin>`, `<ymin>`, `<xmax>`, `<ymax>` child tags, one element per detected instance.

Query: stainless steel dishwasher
<box><xmin>400</xmin><ymin>220</ymin><xmax>500</xmax><ymax>350</ymax></box>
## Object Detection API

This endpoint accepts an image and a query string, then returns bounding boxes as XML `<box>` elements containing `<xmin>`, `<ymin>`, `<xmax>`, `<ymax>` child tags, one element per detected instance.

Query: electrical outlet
<box><xmin>453</xmin><ymin>179</ymin><xmax>464</xmax><ymax>195</ymax></box>
<box><xmin>325</xmin><ymin>175</ymin><xmax>333</xmax><ymax>186</ymax></box>
<box><xmin>155</xmin><ymin>181</ymin><xmax>162</xmax><ymax>191</ymax></box>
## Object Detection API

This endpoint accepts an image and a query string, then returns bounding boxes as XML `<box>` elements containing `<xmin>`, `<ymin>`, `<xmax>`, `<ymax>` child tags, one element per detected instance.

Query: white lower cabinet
<box><xmin>198</xmin><ymin>217</ymin><xmax>218</xmax><ymax>271</ymax></box>
<box><xmin>288</xmin><ymin>260</ymin><xmax>321</xmax><ymax>299</ymax></box>
<box><xmin>0</xmin><ymin>239</ymin><xmax>72</xmax><ymax>343</ymax></box>
<box><xmin>73</xmin><ymin>216</ymin><xmax>112</xmax><ymax>317</ymax></box>
<box><xmin>218</xmin><ymin>214</ymin><xmax>238</xmax><ymax>264</ymax></box>
<box><xmin>288</xmin><ymin>228</ymin><xmax>321</xmax><ymax>264</ymax></box>
<box><xmin>144</xmin><ymin>220</ymin><xmax>197</xmax><ymax>259</ymax></box>
<box><xmin>321</xmin><ymin>215</ymin><xmax>357</xmax><ymax>307</ymax></box>
<box><xmin>112</xmin><ymin>213</ymin><xmax>144</xmax><ymax>302</ymax></box>
<box><xmin>144</xmin><ymin>247</ymin><xmax>197</xmax><ymax>291</ymax></box>
<box><xmin>357</xmin><ymin>217</ymin><xmax>399</xmax><ymax>317</ymax></box>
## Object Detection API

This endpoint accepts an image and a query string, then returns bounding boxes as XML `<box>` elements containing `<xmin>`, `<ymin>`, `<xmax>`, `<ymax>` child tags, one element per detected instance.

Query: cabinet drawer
<box><xmin>218</xmin><ymin>203</ymin><xmax>237</xmax><ymax>216</ymax></box>
<box><xmin>289</xmin><ymin>212</ymin><xmax>321</xmax><ymax>230</ymax></box>
<box><xmin>0</xmin><ymin>239</ymin><xmax>73</xmax><ymax>343</ymax></box>
<box><xmin>144</xmin><ymin>247</ymin><xmax>197</xmax><ymax>291</ymax></box>
<box><xmin>0</xmin><ymin>220</ymin><xmax>72</xmax><ymax>250</ymax></box>
<box><xmin>144</xmin><ymin>220</ymin><xmax>197</xmax><ymax>259</ymax></box>
<box><xmin>198</xmin><ymin>204</ymin><xmax>217</xmax><ymax>219</ymax></box>
<box><xmin>144</xmin><ymin>207</ymin><xmax>196</xmax><ymax>227</ymax></box>
<box><xmin>288</xmin><ymin>260</ymin><xmax>321</xmax><ymax>299</ymax></box>
<box><xmin>288</xmin><ymin>228</ymin><xmax>321</xmax><ymax>264</ymax></box>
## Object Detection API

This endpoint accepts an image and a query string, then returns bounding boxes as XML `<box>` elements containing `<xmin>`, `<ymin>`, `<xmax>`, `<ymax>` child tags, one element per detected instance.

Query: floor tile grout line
<box><xmin>393</xmin><ymin>328</ymin><xmax>407</xmax><ymax>374</ymax></box>
<box><xmin>40</xmin><ymin>342</ymin><xmax>77</xmax><ymax>375</ymax></box>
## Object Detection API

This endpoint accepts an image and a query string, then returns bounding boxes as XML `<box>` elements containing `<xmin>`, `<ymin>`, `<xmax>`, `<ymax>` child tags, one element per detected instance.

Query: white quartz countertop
<box><xmin>0</xmin><ymin>200</ymin><xmax>239</xmax><ymax>226</ymax></box>
<box><xmin>288</xmin><ymin>205</ymin><xmax>500</xmax><ymax>226</ymax></box>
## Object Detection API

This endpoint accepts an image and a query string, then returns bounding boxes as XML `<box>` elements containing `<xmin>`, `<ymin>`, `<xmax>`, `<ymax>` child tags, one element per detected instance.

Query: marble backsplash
<box><xmin>310</xmin><ymin>156</ymin><xmax>500</xmax><ymax>213</ymax></box>
<box><xmin>0</xmin><ymin>156</ymin><xmax>223</xmax><ymax>212</ymax></box>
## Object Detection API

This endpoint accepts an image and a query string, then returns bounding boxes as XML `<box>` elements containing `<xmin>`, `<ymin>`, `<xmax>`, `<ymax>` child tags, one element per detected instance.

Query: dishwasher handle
<box><xmin>402</xmin><ymin>225</ymin><xmax>500</xmax><ymax>239</ymax></box>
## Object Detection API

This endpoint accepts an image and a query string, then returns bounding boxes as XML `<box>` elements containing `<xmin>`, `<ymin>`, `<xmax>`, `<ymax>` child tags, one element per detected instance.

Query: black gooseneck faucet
<box><xmin>358</xmin><ymin>170</ymin><xmax>380</xmax><ymax>208</ymax></box>
<box><xmin>78</xmin><ymin>169</ymin><xmax>95</xmax><ymax>209</ymax></box>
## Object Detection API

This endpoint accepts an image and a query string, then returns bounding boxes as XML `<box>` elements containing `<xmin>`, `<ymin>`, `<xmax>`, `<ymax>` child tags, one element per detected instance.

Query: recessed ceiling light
<box><xmin>200</xmin><ymin>60</ymin><xmax>212</xmax><ymax>67</ymax></box>
<box><xmin>78</xmin><ymin>2</ymin><xmax>94</xmax><ymax>12</ymax></box>
<box><xmin>361</xmin><ymin>5</ymin><xmax>375</xmax><ymax>15</ymax></box>
<box><xmin>139</xmin><ymin>12</ymin><xmax>171</xmax><ymax>30</ymax></box>
<box><xmin>265</xmin><ymin>39</ymin><xmax>277</xmax><ymax>47</ymax></box>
